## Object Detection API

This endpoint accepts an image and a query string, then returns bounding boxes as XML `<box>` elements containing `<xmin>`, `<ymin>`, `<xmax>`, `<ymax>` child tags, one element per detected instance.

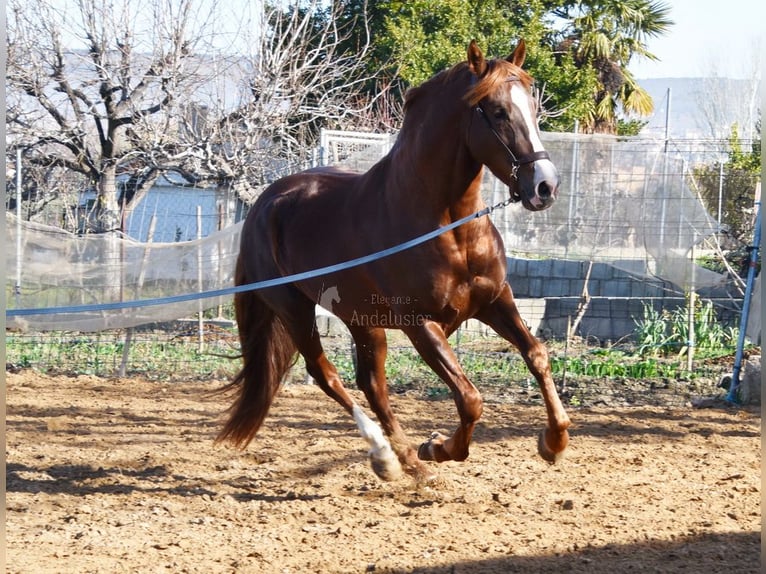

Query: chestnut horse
<box><xmin>218</xmin><ymin>41</ymin><xmax>570</xmax><ymax>482</ymax></box>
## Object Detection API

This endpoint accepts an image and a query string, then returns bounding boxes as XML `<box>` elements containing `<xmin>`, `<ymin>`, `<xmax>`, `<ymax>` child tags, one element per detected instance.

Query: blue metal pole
<box><xmin>727</xmin><ymin>196</ymin><xmax>761</xmax><ymax>402</ymax></box>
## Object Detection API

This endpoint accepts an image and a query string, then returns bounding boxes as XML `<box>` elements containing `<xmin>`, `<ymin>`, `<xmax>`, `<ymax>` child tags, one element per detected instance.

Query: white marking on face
<box><xmin>509</xmin><ymin>83</ymin><xmax>558</xmax><ymax>193</ymax></box>
<box><xmin>509</xmin><ymin>83</ymin><xmax>544</xmax><ymax>152</ymax></box>
<box><xmin>533</xmin><ymin>158</ymin><xmax>559</xmax><ymax>189</ymax></box>
<box><xmin>352</xmin><ymin>403</ymin><xmax>402</xmax><ymax>479</ymax></box>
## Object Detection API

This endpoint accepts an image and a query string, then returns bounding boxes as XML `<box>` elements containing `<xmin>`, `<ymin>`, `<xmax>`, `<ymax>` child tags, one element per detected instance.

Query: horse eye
<box><xmin>493</xmin><ymin>108</ymin><xmax>508</xmax><ymax>120</ymax></box>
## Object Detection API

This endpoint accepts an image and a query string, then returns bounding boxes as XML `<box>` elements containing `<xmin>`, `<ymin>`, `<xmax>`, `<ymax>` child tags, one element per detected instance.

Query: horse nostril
<box><xmin>537</xmin><ymin>181</ymin><xmax>553</xmax><ymax>200</ymax></box>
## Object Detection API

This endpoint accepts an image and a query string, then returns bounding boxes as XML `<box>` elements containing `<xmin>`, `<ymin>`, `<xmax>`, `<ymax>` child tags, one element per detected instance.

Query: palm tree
<box><xmin>554</xmin><ymin>0</ymin><xmax>673</xmax><ymax>133</ymax></box>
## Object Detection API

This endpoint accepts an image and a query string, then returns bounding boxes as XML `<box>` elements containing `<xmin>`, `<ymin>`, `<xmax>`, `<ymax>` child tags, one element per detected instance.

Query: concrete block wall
<box><xmin>311</xmin><ymin>258</ymin><xmax>740</xmax><ymax>344</ymax></box>
<box><xmin>506</xmin><ymin>258</ymin><xmax>674</xmax><ymax>301</ymax></box>
<box><xmin>506</xmin><ymin>257</ymin><xmax>740</xmax><ymax>342</ymax></box>
<box><xmin>536</xmin><ymin>296</ymin><xmax>688</xmax><ymax>342</ymax></box>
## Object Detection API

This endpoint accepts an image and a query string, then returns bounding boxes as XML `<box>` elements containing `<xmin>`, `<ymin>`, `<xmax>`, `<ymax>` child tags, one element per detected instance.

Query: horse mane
<box><xmin>403</xmin><ymin>57</ymin><xmax>533</xmax><ymax>113</ymax></box>
<box><xmin>462</xmin><ymin>59</ymin><xmax>532</xmax><ymax>106</ymax></box>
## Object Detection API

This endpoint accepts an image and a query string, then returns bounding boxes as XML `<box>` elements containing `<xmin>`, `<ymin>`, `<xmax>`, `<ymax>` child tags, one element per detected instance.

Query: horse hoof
<box><xmin>369</xmin><ymin>446</ymin><xmax>403</xmax><ymax>482</ymax></box>
<box><xmin>399</xmin><ymin>451</ymin><xmax>437</xmax><ymax>485</ymax></box>
<box><xmin>401</xmin><ymin>461</ymin><xmax>438</xmax><ymax>485</ymax></box>
<box><xmin>537</xmin><ymin>430</ymin><xmax>566</xmax><ymax>464</ymax></box>
<box><xmin>417</xmin><ymin>441</ymin><xmax>434</xmax><ymax>461</ymax></box>
<box><xmin>417</xmin><ymin>432</ymin><xmax>448</xmax><ymax>462</ymax></box>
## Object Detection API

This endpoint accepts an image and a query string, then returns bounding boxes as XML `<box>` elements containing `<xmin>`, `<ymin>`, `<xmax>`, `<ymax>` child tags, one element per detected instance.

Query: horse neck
<box><xmin>384</xmin><ymin>89</ymin><xmax>485</xmax><ymax>222</ymax></box>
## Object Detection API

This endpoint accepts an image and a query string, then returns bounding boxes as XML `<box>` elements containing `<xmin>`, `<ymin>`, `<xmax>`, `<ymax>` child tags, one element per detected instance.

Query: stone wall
<box><xmin>312</xmin><ymin>257</ymin><xmax>741</xmax><ymax>344</ymax></box>
<box><xmin>505</xmin><ymin>257</ymin><xmax>740</xmax><ymax>342</ymax></box>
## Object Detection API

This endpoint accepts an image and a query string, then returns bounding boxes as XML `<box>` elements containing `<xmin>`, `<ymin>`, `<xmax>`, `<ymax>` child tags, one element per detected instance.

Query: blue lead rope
<box><xmin>7</xmin><ymin>198</ymin><xmax>513</xmax><ymax>318</ymax></box>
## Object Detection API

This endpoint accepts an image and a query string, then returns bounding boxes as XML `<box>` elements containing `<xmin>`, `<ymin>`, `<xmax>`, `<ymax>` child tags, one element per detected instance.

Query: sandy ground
<box><xmin>5</xmin><ymin>370</ymin><xmax>761</xmax><ymax>573</ymax></box>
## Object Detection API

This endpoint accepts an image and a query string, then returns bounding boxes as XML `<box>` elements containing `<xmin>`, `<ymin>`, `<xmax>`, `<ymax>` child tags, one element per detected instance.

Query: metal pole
<box><xmin>717</xmin><ymin>161</ymin><xmax>724</xmax><ymax>225</ymax></box>
<box><xmin>686</xmin><ymin>242</ymin><xmax>696</xmax><ymax>372</ymax></box>
<box><xmin>319</xmin><ymin>128</ymin><xmax>327</xmax><ymax>166</ymax></box>
<box><xmin>678</xmin><ymin>159</ymin><xmax>686</xmax><ymax>250</ymax></box>
<box><xmin>217</xmin><ymin>202</ymin><xmax>224</xmax><ymax>318</ymax></box>
<box><xmin>15</xmin><ymin>148</ymin><xmax>23</xmax><ymax>305</ymax></box>
<box><xmin>197</xmin><ymin>205</ymin><xmax>204</xmax><ymax>353</ymax></box>
<box><xmin>566</xmin><ymin>120</ymin><xmax>579</xmax><ymax>258</ymax></box>
<box><xmin>607</xmin><ymin>139</ymin><xmax>614</xmax><ymax>247</ymax></box>
<box><xmin>119</xmin><ymin>214</ymin><xmax>157</xmax><ymax>378</ymax></box>
<box><xmin>663</xmin><ymin>88</ymin><xmax>671</xmax><ymax>153</ymax></box>
<box><xmin>727</xmin><ymin>189</ymin><xmax>761</xmax><ymax>401</ymax></box>
<box><xmin>659</xmin><ymin>88</ymin><xmax>671</xmax><ymax>250</ymax></box>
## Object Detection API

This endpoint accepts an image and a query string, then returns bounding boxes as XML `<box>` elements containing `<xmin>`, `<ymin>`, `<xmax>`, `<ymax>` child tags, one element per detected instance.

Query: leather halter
<box><xmin>474</xmin><ymin>104</ymin><xmax>550</xmax><ymax>180</ymax></box>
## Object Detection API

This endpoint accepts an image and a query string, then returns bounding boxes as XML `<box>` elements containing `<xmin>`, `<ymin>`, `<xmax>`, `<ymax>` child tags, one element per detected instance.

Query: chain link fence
<box><xmin>5</xmin><ymin>130</ymin><xmax>758</xmax><ymax>406</ymax></box>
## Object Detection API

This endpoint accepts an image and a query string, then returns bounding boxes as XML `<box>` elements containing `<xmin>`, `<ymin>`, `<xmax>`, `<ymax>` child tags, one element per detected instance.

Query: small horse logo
<box><xmin>318</xmin><ymin>285</ymin><xmax>341</xmax><ymax>313</ymax></box>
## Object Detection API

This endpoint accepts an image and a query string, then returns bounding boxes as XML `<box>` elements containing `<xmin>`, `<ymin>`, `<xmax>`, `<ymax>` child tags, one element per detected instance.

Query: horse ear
<box><xmin>507</xmin><ymin>39</ymin><xmax>526</xmax><ymax>68</ymax></box>
<box><xmin>467</xmin><ymin>40</ymin><xmax>488</xmax><ymax>77</ymax></box>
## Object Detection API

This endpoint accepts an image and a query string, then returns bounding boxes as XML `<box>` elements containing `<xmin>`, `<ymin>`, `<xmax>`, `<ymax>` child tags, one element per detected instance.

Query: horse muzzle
<box><xmin>515</xmin><ymin>158</ymin><xmax>559</xmax><ymax>212</ymax></box>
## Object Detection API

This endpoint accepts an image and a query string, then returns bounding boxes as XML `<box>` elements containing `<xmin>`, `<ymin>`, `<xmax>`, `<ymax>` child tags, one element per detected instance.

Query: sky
<box><xmin>628</xmin><ymin>0</ymin><xmax>763</xmax><ymax>79</ymax></box>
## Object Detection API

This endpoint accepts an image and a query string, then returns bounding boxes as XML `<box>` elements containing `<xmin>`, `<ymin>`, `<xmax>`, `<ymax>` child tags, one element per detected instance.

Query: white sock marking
<box><xmin>352</xmin><ymin>403</ymin><xmax>402</xmax><ymax>479</ymax></box>
<box><xmin>353</xmin><ymin>403</ymin><xmax>388</xmax><ymax>449</ymax></box>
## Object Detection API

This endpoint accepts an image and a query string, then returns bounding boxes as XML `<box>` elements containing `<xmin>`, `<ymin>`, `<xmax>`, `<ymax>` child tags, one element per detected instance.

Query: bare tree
<box><xmin>694</xmin><ymin>43</ymin><xmax>761</xmax><ymax>141</ymax></box>
<box><xmin>190</xmin><ymin>1</ymin><xmax>378</xmax><ymax>203</ymax></box>
<box><xmin>6</xmin><ymin>0</ymin><xmax>379</xmax><ymax>230</ymax></box>
<box><xmin>6</xmin><ymin>0</ymin><xmax>223</xmax><ymax>231</ymax></box>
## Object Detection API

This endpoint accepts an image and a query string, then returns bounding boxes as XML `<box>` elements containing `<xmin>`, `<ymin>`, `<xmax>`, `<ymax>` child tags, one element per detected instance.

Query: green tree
<box><xmin>551</xmin><ymin>0</ymin><xmax>673</xmax><ymax>133</ymax></box>
<box><xmin>694</xmin><ymin>120</ymin><xmax>761</xmax><ymax>270</ymax></box>
<box><xmin>337</xmin><ymin>0</ymin><xmax>672</xmax><ymax>134</ymax></box>
<box><xmin>341</xmin><ymin>0</ymin><xmax>595</xmax><ymax>132</ymax></box>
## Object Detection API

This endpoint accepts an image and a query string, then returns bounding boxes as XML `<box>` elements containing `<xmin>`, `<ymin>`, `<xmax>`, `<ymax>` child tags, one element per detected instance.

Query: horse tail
<box><xmin>216</xmin><ymin>257</ymin><xmax>297</xmax><ymax>449</ymax></box>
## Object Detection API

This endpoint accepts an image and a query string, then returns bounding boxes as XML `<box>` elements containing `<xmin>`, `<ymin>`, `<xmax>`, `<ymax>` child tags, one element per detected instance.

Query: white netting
<box><xmin>319</xmin><ymin>130</ymin><xmax>395</xmax><ymax>169</ymax></box>
<box><xmin>6</xmin><ymin>215</ymin><xmax>241</xmax><ymax>331</ymax></box>
<box><xmin>319</xmin><ymin>131</ymin><xmax>724</xmax><ymax>290</ymax></box>
<box><xmin>487</xmin><ymin>133</ymin><xmax>723</xmax><ymax>289</ymax></box>
<box><xmin>5</xmin><ymin>131</ymin><xmax>725</xmax><ymax>332</ymax></box>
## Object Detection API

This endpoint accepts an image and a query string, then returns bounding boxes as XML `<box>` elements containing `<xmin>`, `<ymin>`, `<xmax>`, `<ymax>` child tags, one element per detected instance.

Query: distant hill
<box><xmin>637</xmin><ymin>78</ymin><xmax>760</xmax><ymax>142</ymax></box>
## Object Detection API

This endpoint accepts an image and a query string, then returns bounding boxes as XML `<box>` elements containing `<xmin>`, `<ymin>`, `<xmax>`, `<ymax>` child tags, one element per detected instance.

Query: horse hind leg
<box><xmin>308</xmin><ymin>339</ymin><xmax>404</xmax><ymax>481</ymax></box>
<box><xmin>351</xmin><ymin>404</ymin><xmax>402</xmax><ymax>482</ymax></box>
<box><xmin>274</xmin><ymin>298</ymin><xmax>403</xmax><ymax>481</ymax></box>
<box><xmin>348</xmin><ymin>325</ymin><xmax>433</xmax><ymax>483</ymax></box>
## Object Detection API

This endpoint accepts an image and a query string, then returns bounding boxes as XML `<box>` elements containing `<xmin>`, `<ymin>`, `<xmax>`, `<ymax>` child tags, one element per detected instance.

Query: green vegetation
<box><xmin>633</xmin><ymin>299</ymin><xmax>738</xmax><ymax>357</ymax></box>
<box><xmin>693</xmin><ymin>122</ymin><xmax>761</xmax><ymax>252</ymax></box>
<box><xmin>4</xmin><ymin>329</ymin><xmax>706</xmax><ymax>383</ymax></box>
<box><xmin>7</xmin><ymin>297</ymin><xmax>741</xmax><ymax>398</ymax></box>
<box><xmin>340</xmin><ymin>0</ymin><xmax>673</xmax><ymax>134</ymax></box>
<box><xmin>6</xmin><ymin>331</ymin><xmax>240</xmax><ymax>380</ymax></box>
<box><xmin>551</xmin><ymin>350</ymin><xmax>677</xmax><ymax>379</ymax></box>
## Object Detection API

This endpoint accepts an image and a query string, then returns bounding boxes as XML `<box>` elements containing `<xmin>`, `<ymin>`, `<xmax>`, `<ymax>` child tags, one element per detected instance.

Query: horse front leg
<box><xmin>402</xmin><ymin>321</ymin><xmax>483</xmax><ymax>464</ymax></box>
<box><xmin>477</xmin><ymin>284</ymin><xmax>570</xmax><ymax>462</ymax></box>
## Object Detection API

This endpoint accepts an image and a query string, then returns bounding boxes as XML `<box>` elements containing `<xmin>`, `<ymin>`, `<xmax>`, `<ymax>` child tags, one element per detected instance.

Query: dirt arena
<box><xmin>5</xmin><ymin>370</ymin><xmax>761</xmax><ymax>573</ymax></box>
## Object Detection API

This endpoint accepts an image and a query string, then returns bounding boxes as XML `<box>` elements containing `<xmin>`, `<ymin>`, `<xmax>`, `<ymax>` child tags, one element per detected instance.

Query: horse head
<box><xmin>465</xmin><ymin>40</ymin><xmax>559</xmax><ymax>212</ymax></box>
